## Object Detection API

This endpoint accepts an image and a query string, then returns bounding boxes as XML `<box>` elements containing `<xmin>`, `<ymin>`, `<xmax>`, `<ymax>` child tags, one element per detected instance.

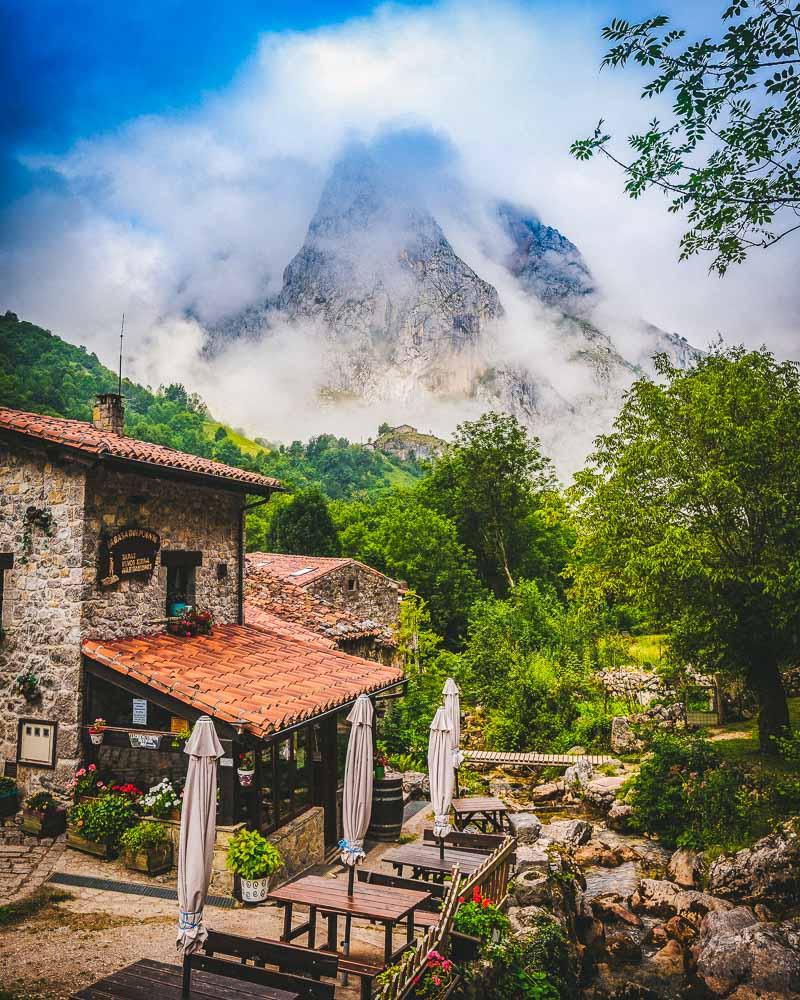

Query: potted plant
<box><xmin>237</xmin><ymin>750</ymin><xmax>255</xmax><ymax>787</ymax></box>
<box><xmin>120</xmin><ymin>821</ymin><xmax>174</xmax><ymax>875</ymax></box>
<box><xmin>377</xmin><ymin>950</ymin><xmax>458</xmax><ymax>998</ymax></box>
<box><xmin>67</xmin><ymin>793</ymin><xmax>137</xmax><ymax>858</ymax></box>
<box><xmin>226</xmin><ymin>828</ymin><xmax>283</xmax><ymax>904</ymax></box>
<box><xmin>88</xmin><ymin>718</ymin><xmax>107</xmax><ymax>745</ymax></box>
<box><xmin>141</xmin><ymin>779</ymin><xmax>182</xmax><ymax>821</ymax></box>
<box><xmin>0</xmin><ymin>777</ymin><xmax>20</xmax><ymax>818</ymax></box>
<box><xmin>451</xmin><ymin>886</ymin><xmax>510</xmax><ymax>962</ymax></box>
<box><xmin>68</xmin><ymin>764</ymin><xmax>108</xmax><ymax>802</ymax></box>
<box><xmin>22</xmin><ymin>791</ymin><xmax>67</xmax><ymax>837</ymax></box>
<box><xmin>16</xmin><ymin>670</ymin><xmax>41</xmax><ymax>702</ymax></box>
<box><xmin>167</xmin><ymin>608</ymin><xmax>214</xmax><ymax>638</ymax></box>
<box><xmin>170</xmin><ymin>726</ymin><xmax>191</xmax><ymax>750</ymax></box>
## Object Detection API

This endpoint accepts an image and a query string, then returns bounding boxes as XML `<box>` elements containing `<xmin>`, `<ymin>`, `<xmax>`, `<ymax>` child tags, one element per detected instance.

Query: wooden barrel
<box><xmin>368</xmin><ymin>776</ymin><xmax>404</xmax><ymax>841</ymax></box>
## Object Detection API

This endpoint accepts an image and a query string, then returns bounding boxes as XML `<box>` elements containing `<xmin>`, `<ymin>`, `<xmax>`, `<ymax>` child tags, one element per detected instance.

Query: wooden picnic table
<box><xmin>381</xmin><ymin>843</ymin><xmax>486</xmax><ymax>881</ymax></box>
<box><xmin>267</xmin><ymin>873</ymin><xmax>431</xmax><ymax>965</ymax></box>
<box><xmin>71</xmin><ymin>957</ymin><xmax>300</xmax><ymax>1000</ymax></box>
<box><xmin>452</xmin><ymin>795</ymin><xmax>509</xmax><ymax>833</ymax></box>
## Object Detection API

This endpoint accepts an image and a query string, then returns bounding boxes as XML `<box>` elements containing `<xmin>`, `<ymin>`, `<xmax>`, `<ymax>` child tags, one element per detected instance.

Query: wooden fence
<box><xmin>457</xmin><ymin>835</ymin><xmax>516</xmax><ymax>908</ymax></box>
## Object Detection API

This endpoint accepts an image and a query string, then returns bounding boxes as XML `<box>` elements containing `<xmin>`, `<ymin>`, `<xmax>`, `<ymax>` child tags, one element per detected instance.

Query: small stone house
<box><xmin>247</xmin><ymin>552</ymin><xmax>402</xmax><ymax>628</ymax></box>
<box><xmin>0</xmin><ymin>398</ymin><xmax>403</xmax><ymax>874</ymax></box>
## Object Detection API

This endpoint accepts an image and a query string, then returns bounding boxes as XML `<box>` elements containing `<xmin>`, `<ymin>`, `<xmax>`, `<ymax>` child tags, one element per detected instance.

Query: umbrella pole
<box><xmin>347</xmin><ymin>864</ymin><xmax>355</xmax><ymax>897</ymax></box>
<box><xmin>438</xmin><ymin>835</ymin><xmax>445</xmax><ymax>861</ymax></box>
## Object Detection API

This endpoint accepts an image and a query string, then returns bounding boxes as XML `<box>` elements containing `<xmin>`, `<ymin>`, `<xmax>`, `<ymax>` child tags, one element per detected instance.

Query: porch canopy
<box><xmin>81</xmin><ymin>622</ymin><xmax>404</xmax><ymax>830</ymax></box>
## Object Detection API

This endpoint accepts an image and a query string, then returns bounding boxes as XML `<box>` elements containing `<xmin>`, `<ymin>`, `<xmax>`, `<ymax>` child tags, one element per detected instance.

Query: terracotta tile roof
<box><xmin>0</xmin><ymin>406</ymin><xmax>281</xmax><ymax>496</ymax></box>
<box><xmin>245</xmin><ymin>556</ymin><xmax>396</xmax><ymax>647</ymax></box>
<box><xmin>82</xmin><ymin>624</ymin><xmax>404</xmax><ymax>739</ymax></box>
<box><xmin>246</xmin><ymin>604</ymin><xmax>337</xmax><ymax>648</ymax></box>
<box><xmin>248</xmin><ymin>552</ymin><xmax>399</xmax><ymax>588</ymax></box>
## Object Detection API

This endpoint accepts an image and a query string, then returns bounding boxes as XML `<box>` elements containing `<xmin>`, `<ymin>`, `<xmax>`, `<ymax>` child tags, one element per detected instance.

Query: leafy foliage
<box><xmin>453</xmin><ymin>886</ymin><xmax>511</xmax><ymax>941</ymax></box>
<box><xmin>120</xmin><ymin>821</ymin><xmax>172</xmax><ymax>852</ymax></box>
<box><xmin>267</xmin><ymin>487</ymin><xmax>340</xmax><ymax>556</ymax></box>
<box><xmin>68</xmin><ymin>794</ymin><xmax>138</xmax><ymax>848</ymax></box>
<box><xmin>571</xmin><ymin>347</ymin><xmax>800</xmax><ymax>750</ymax></box>
<box><xmin>226</xmin><ymin>828</ymin><xmax>283</xmax><ymax>880</ymax></box>
<box><xmin>571</xmin><ymin>4</ymin><xmax>800</xmax><ymax>273</ymax></box>
<box><xmin>484</xmin><ymin>915</ymin><xmax>574</xmax><ymax>999</ymax></box>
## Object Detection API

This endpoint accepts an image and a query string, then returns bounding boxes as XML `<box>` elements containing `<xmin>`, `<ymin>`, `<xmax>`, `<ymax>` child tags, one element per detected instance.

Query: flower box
<box><xmin>233</xmin><ymin>873</ymin><xmax>272</xmax><ymax>905</ymax></box>
<box><xmin>0</xmin><ymin>790</ymin><xmax>20</xmax><ymax>818</ymax></box>
<box><xmin>122</xmin><ymin>843</ymin><xmax>173</xmax><ymax>876</ymax></box>
<box><xmin>21</xmin><ymin>805</ymin><xmax>66</xmax><ymax>838</ymax></box>
<box><xmin>66</xmin><ymin>828</ymin><xmax>115</xmax><ymax>859</ymax></box>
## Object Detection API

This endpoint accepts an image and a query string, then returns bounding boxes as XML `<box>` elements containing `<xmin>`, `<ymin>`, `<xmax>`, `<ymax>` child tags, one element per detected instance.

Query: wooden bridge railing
<box><xmin>373</xmin><ymin>866</ymin><xmax>461</xmax><ymax>1000</ymax></box>
<box><xmin>463</xmin><ymin>749</ymin><xmax>615</xmax><ymax>768</ymax></box>
<box><xmin>456</xmin><ymin>835</ymin><xmax>516</xmax><ymax>908</ymax></box>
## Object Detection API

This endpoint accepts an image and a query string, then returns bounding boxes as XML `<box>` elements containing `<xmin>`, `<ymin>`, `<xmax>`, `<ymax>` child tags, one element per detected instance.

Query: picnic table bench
<box><xmin>380</xmin><ymin>843</ymin><xmax>485</xmax><ymax>881</ymax></box>
<box><xmin>451</xmin><ymin>795</ymin><xmax>509</xmax><ymax>833</ymax></box>
<box><xmin>268</xmin><ymin>873</ymin><xmax>431</xmax><ymax>965</ymax></box>
<box><xmin>72</xmin><ymin>957</ymin><xmax>300</xmax><ymax>1000</ymax></box>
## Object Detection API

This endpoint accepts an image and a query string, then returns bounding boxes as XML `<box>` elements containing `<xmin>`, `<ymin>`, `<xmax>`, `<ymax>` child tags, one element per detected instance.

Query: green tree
<box><xmin>571</xmin><ymin>347</ymin><xmax>800</xmax><ymax>751</ymax></box>
<box><xmin>335</xmin><ymin>490</ymin><xmax>485</xmax><ymax>643</ymax></box>
<box><xmin>422</xmin><ymin>412</ymin><xmax>563</xmax><ymax>595</ymax></box>
<box><xmin>268</xmin><ymin>488</ymin><xmax>340</xmax><ymax>556</ymax></box>
<box><xmin>571</xmin><ymin>3</ymin><xmax>800</xmax><ymax>274</ymax></box>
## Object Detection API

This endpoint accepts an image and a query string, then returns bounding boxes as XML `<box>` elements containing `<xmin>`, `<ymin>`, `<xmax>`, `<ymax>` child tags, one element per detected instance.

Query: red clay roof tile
<box><xmin>81</xmin><ymin>623</ymin><xmax>404</xmax><ymax>738</ymax></box>
<box><xmin>0</xmin><ymin>406</ymin><xmax>281</xmax><ymax>495</ymax></box>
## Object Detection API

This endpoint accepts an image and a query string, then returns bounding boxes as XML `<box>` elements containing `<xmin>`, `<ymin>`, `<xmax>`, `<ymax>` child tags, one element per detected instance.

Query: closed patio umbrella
<box><xmin>340</xmin><ymin>694</ymin><xmax>374</xmax><ymax>970</ymax></box>
<box><xmin>428</xmin><ymin>706</ymin><xmax>454</xmax><ymax>859</ymax></box>
<box><xmin>176</xmin><ymin>715</ymin><xmax>223</xmax><ymax>957</ymax></box>
<box><xmin>443</xmin><ymin>678</ymin><xmax>464</xmax><ymax>771</ymax></box>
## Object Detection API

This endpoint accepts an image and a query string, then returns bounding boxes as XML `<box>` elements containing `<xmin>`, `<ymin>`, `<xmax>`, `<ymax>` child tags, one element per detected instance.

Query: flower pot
<box><xmin>234</xmin><ymin>873</ymin><xmax>271</xmax><ymax>904</ymax></box>
<box><xmin>374</xmin><ymin>766</ymin><xmax>385</xmax><ymax>781</ymax></box>
<box><xmin>450</xmin><ymin>930</ymin><xmax>482</xmax><ymax>964</ymax></box>
<box><xmin>0</xmin><ymin>791</ymin><xmax>19</xmax><ymax>818</ymax></box>
<box><xmin>237</xmin><ymin>769</ymin><xmax>255</xmax><ymax>788</ymax></box>
<box><xmin>89</xmin><ymin>731</ymin><xmax>105</xmax><ymax>745</ymax></box>
<box><xmin>66</xmin><ymin>828</ymin><xmax>115</xmax><ymax>859</ymax></box>
<box><xmin>168</xmin><ymin>807</ymin><xmax>181</xmax><ymax>822</ymax></box>
<box><xmin>21</xmin><ymin>806</ymin><xmax>66</xmax><ymax>838</ymax></box>
<box><xmin>122</xmin><ymin>843</ymin><xmax>173</xmax><ymax>876</ymax></box>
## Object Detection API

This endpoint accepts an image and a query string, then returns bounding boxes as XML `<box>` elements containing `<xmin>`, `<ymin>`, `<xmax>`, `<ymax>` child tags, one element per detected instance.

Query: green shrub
<box><xmin>226</xmin><ymin>828</ymin><xmax>283</xmax><ymax>880</ymax></box>
<box><xmin>120</xmin><ymin>822</ymin><xmax>172</xmax><ymax>852</ymax></box>
<box><xmin>0</xmin><ymin>777</ymin><xmax>19</xmax><ymax>797</ymax></box>
<box><xmin>453</xmin><ymin>886</ymin><xmax>510</xmax><ymax>942</ymax></box>
<box><xmin>485</xmin><ymin>914</ymin><xmax>575</xmax><ymax>998</ymax></box>
<box><xmin>68</xmin><ymin>794</ymin><xmax>138</xmax><ymax>848</ymax></box>
<box><xmin>25</xmin><ymin>791</ymin><xmax>56</xmax><ymax>813</ymax></box>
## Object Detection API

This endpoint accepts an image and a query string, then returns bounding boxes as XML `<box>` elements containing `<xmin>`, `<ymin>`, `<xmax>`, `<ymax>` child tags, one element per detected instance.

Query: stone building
<box><xmin>247</xmin><ymin>552</ymin><xmax>402</xmax><ymax>629</ymax></box>
<box><xmin>0</xmin><ymin>399</ymin><xmax>404</xmax><ymax>874</ymax></box>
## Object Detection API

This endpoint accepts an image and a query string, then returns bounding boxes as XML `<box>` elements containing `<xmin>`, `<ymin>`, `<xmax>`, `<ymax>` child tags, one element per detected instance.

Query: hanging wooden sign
<box><xmin>99</xmin><ymin>528</ymin><xmax>160</xmax><ymax>587</ymax></box>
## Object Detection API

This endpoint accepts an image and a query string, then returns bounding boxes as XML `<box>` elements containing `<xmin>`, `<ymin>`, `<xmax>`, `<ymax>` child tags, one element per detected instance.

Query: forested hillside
<box><xmin>0</xmin><ymin>311</ymin><xmax>422</xmax><ymax>501</ymax></box>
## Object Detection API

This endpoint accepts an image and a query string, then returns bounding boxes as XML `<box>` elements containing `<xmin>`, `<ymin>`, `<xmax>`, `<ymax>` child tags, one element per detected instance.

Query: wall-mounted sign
<box><xmin>132</xmin><ymin>699</ymin><xmax>148</xmax><ymax>725</ymax></box>
<box><xmin>128</xmin><ymin>733</ymin><xmax>162</xmax><ymax>750</ymax></box>
<box><xmin>170</xmin><ymin>715</ymin><xmax>190</xmax><ymax>734</ymax></box>
<box><xmin>220</xmin><ymin>757</ymin><xmax>233</xmax><ymax>767</ymax></box>
<box><xmin>100</xmin><ymin>528</ymin><xmax>160</xmax><ymax>587</ymax></box>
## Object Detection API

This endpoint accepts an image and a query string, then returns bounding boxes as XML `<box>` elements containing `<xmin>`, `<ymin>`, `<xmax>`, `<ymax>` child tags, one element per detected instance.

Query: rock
<box><xmin>647</xmin><ymin>924</ymin><xmax>669</xmax><ymax>947</ymax></box>
<box><xmin>591</xmin><ymin>894</ymin><xmax>643</xmax><ymax>928</ymax></box>
<box><xmin>564</xmin><ymin>757</ymin><xmax>594</xmax><ymax>788</ymax></box>
<box><xmin>696</xmin><ymin>906</ymin><xmax>800</xmax><ymax>997</ymax></box>
<box><xmin>584</xmin><ymin>775</ymin><xmax>628</xmax><ymax>811</ymax></box>
<box><xmin>539</xmin><ymin>818</ymin><xmax>592</xmax><ymax>847</ymax></box>
<box><xmin>607</xmin><ymin>802</ymin><xmax>634</xmax><ymax>831</ymax></box>
<box><xmin>663</xmin><ymin>914</ymin><xmax>696</xmax><ymax>946</ymax></box>
<box><xmin>650</xmin><ymin>938</ymin><xmax>685</xmax><ymax>978</ymax></box>
<box><xmin>708</xmin><ymin>819</ymin><xmax>800</xmax><ymax>906</ymax></box>
<box><xmin>630</xmin><ymin>878</ymin><xmax>733</xmax><ymax>920</ymax></box>
<box><xmin>605</xmin><ymin>930</ymin><xmax>643</xmax><ymax>966</ymax></box>
<box><xmin>668</xmin><ymin>848</ymin><xmax>703</xmax><ymax>888</ymax></box>
<box><xmin>401</xmin><ymin>771</ymin><xmax>428</xmax><ymax>799</ymax></box>
<box><xmin>611</xmin><ymin>716</ymin><xmax>642</xmax><ymax>754</ymax></box>
<box><xmin>529</xmin><ymin>780</ymin><xmax>564</xmax><ymax>803</ymax></box>
<box><xmin>510</xmin><ymin>871</ymin><xmax>550</xmax><ymax>908</ymax></box>
<box><xmin>515</xmin><ymin>843</ymin><xmax>551</xmax><ymax>876</ymax></box>
<box><xmin>506</xmin><ymin>903</ymin><xmax>550</xmax><ymax>937</ymax></box>
<box><xmin>508</xmin><ymin>811</ymin><xmax>542</xmax><ymax>845</ymax></box>
<box><xmin>576</xmin><ymin>843</ymin><xmax>621</xmax><ymax>868</ymax></box>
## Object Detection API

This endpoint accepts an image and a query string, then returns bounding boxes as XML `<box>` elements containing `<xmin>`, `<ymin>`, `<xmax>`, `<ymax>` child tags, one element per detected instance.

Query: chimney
<box><xmin>92</xmin><ymin>393</ymin><xmax>125</xmax><ymax>436</ymax></box>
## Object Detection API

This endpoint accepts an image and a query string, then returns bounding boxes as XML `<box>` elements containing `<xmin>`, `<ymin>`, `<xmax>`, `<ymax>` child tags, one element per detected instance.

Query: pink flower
<box><xmin>76</xmin><ymin>768</ymin><xmax>86</xmax><ymax>777</ymax></box>
<box><xmin>433</xmin><ymin>976</ymin><xmax>441</xmax><ymax>986</ymax></box>
<box><xmin>88</xmin><ymin>764</ymin><xmax>97</xmax><ymax>772</ymax></box>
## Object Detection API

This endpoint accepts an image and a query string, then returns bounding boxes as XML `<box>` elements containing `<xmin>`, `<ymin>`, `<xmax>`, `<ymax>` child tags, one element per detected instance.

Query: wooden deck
<box><xmin>463</xmin><ymin>749</ymin><xmax>616</xmax><ymax>767</ymax></box>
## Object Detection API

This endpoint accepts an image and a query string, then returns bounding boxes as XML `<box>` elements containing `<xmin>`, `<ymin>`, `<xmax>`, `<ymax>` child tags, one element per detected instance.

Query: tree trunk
<box><xmin>748</xmin><ymin>656</ymin><xmax>790</xmax><ymax>754</ymax></box>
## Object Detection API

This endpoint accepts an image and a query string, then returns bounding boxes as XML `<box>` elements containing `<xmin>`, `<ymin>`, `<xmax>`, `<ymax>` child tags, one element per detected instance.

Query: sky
<box><xmin>1</xmin><ymin>0</ymin><xmax>798</xmax><ymax>459</ymax></box>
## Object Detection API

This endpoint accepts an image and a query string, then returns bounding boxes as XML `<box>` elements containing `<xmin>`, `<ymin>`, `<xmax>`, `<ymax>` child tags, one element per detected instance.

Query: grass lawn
<box><xmin>707</xmin><ymin>696</ymin><xmax>800</xmax><ymax>774</ymax></box>
<box><xmin>627</xmin><ymin>633</ymin><xmax>667</xmax><ymax>667</ymax></box>
<box><xmin>203</xmin><ymin>420</ymin><xmax>268</xmax><ymax>458</ymax></box>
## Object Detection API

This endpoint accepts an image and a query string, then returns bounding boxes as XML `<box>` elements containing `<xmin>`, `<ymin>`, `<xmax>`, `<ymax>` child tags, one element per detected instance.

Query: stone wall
<box><xmin>268</xmin><ymin>806</ymin><xmax>325</xmax><ymax>879</ymax></box>
<box><xmin>81</xmin><ymin>466</ymin><xmax>243</xmax><ymax>639</ymax></box>
<box><xmin>308</xmin><ymin>564</ymin><xmax>399</xmax><ymax>628</ymax></box>
<box><xmin>96</xmin><ymin>745</ymin><xmax>188</xmax><ymax>790</ymax></box>
<box><xmin>0</xmin><ymin>442</ymin><xmax>86</xmax><ymax>799</ymax></box>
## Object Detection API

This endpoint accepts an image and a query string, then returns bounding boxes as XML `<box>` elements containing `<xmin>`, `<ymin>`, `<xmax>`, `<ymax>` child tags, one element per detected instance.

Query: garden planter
<box><xmin>89</xmin><ymin>732</ymin><xmax>105</xmax><ymax>745</ymax></box>
<box><xmin>122</xmin><ymin>843</ymin><xmax>173</xmax><ymax>876</ymax></box>
<box><xmin>0</xmin><ymin>791</ymin><xmax>20</xmax><ymax>818</ymax></box>
<box><xmin>66</xmin><ymin>828</ymin><xmax>115</xmax><ymax>859</ymax></box>
<box><xmin>450</xmin><ymin>931</ymin><xmax>482</xmax><ymax>964</ymax></box>
<box><xmin>234</xmin><ymin>873</ymin><xmax>271</xmax><ymax>904</ymax></box>
<box><xmin>237</xmin><ymin>769</ymin><xmax>255</xmax><ymax>788</ymax></box>
<box><xmin>21</xmin><ymin>805</ymin><xmax>66</xmax><ymax>837</ymax></box>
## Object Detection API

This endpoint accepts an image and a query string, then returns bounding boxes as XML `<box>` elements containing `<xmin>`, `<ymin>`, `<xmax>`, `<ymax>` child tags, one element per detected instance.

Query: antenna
<box><xmin>118</xmin><ymin>313</ymin><xmax>125</xmax><ymax>395</ymax></box>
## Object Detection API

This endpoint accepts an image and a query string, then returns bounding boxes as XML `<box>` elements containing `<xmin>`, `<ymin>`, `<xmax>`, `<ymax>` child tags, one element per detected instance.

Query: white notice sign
<box><xmin>132</xmin><ymin>699</ymin><xmax>148</xmax><ymax>725</ymax></box>
<box><xmin>220</xmin><ymin>757</ymin><xmax>234</xmax><ymax>767</ymax></box>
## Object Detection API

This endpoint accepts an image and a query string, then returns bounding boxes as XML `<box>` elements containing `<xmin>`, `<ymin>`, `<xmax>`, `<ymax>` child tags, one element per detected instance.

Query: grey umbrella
<box><xmin>428</xmin><ymin>705</ymin><xmax>454</xmax><ymax>859</ymax></box>
<box><xmin>176</xmin><ymin>715</ymin><xmax>223</xmax><ymax>956</ymax></box>
<box><xmin>443</xmin><ymin>677</ymin><xmax>464</xmax><ymax>770</ymax></box>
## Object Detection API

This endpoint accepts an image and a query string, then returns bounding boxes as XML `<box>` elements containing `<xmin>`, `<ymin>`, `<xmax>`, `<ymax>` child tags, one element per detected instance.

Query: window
<box><xmin>258</xmin><ymin>728</ymin><xmax>314</xmax><ymax>833</ymax></box>
<box><xmin>17</xmin><ymin>719</ymin><xmax>57</xmax><ymax>768</ymax></box>
<box><xmin>161</xmin><ymin>551</ymin><xmax>202</xmax><ymax>615</ymax></box>
<box><xmin>0</xmin><ymin>553</ymin><xmax>12</xmax><ymax>626</ymax></box>
<box><xmin>347</xmin><ymin>576</ymin><xmax>357</xmax><ymax>592</ymax></box>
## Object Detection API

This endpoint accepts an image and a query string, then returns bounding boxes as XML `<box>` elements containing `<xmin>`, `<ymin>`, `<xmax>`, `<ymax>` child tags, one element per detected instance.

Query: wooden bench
<box><xmin>186</xmin><ymin>929</ymin><xmax>337</xmax><ymax>999</ymax></box>
<box><xmin>358</xmin><ymin>868</ymin><xmax>445</xmax><ymax>929</ymax></box>
<box><xmin>338</xmin><ymin>957</ymin><xmax>384</xmax><ymax>1000</ymax></box>
<box><xmin>422</xmin><ymin>828</ymin><xmax>506</xmax><ymax>853</ymax></box>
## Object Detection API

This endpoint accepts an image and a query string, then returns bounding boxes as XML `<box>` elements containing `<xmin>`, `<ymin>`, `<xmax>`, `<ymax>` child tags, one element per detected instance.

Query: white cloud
<box><xmin>1</xmin><ymin>0</ymin><xmax>797</xmax><ymax>468</ymax></box>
